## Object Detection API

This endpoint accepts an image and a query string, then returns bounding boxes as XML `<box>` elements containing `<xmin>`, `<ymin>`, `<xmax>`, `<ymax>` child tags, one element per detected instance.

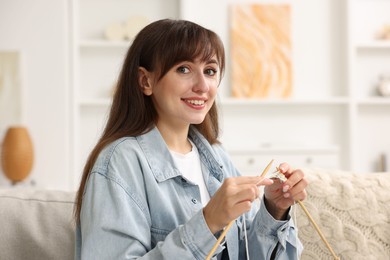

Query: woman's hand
<box><xmin>203</xmin><ymin>176</ymin><xmax>273</xmax><ymax>234</ymax></box>
<box><xmin>264</xmin><ymin>162</ymin><xmax>308</xmax><ymax>220</ymax></box>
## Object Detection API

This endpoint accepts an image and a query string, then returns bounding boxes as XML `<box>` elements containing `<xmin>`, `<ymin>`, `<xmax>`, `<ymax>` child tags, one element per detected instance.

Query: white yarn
<box><xmin>293</xmin><ymin>203</ymin><xmax>299</xmax><ymax>259</ymax></box>
<box><xmin>243</xmin><ymin>215</ymin><xmax>250</xmax><ymax>260</ymax></box>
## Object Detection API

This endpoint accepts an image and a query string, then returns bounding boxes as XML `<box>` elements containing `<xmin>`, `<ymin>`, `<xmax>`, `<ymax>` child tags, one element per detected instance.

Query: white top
<box><xmin>170</xmin><ymin>141</ymin><xmax>210</xmax><ymax>206</ymax></box>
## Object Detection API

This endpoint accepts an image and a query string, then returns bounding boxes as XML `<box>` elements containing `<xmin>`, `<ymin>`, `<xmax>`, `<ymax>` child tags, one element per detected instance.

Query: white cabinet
<box><xmin>227</xmin><ymin>146</ymin><xmax>340</xmax><ymax>177</ymax></box>
<box><xmin>219</xmin><ymin>100</ymin><xmax>345</xmax><ymax>173</ymax></box>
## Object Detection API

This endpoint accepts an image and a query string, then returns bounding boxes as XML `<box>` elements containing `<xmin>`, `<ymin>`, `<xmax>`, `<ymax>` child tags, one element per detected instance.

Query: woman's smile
<box><xmin>181</xmin><ymin>98</ymin><xmax>207</xmax><ymax>110</ymax></box>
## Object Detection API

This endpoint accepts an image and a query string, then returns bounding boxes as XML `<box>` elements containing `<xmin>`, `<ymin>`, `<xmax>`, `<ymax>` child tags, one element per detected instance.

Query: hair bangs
<box><xmin>155</xmin><ymin>21</ymin><xmax>225</xmax><ymax>80</ymax></box>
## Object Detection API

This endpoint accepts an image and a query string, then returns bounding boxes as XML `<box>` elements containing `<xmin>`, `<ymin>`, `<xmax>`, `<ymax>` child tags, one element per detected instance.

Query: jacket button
<box><xmin>191</xmin><ymin>198</ymin><xmax>197</xmax><ymax>204</ymax></box>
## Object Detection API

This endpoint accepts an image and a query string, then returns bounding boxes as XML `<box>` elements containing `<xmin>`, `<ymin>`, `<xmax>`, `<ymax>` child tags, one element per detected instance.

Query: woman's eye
<box><xmin>205</xmin><ymin>68</ymin><xmax>217</xmax><ymax>76</ymax></box>
<box><xmin>177</xmin><ymin>66</ymin><xmax>190</xmax><ymax>74</ymax></box>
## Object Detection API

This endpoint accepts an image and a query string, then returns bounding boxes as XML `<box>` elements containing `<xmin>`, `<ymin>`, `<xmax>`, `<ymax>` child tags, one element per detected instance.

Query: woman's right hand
<box><xmin>203</xmin><ymin>176</ymin><xmax>273</xmax><ymax>234</ymax></box>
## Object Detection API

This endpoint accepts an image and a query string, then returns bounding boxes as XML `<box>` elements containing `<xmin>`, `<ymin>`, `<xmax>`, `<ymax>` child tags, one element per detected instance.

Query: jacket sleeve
<box><xmin>243</xmin><ymin>196</ymin><xmax>303</xmax><ymax>260</ymax></box>
<box><xmin>78</xmin><ymin>171</ymin><xmax>224</xmax><ymax>260</ymax></box>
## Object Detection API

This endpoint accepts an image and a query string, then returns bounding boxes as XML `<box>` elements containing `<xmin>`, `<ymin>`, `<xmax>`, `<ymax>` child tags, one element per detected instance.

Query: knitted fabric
<box><xmin>296</xmin><ymin>168</ymin><xmax>390</xmax><ymax>260</ymax></box>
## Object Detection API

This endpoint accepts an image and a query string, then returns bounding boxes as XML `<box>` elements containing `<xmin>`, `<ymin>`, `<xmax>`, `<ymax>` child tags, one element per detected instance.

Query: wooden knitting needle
<box><xmin>205</xmin><ymin>159</ymin><xmax>274</xmax><ymax>260</ymax></box>
<box><xmin>296</xmin><ymin>200</ymin><xmax>340</xmax><ymax>260</ymax></box>
<box><xmin>271</xmin><ymin>167</ymin><xmax>339</xmax><ymax>259</ymax></box>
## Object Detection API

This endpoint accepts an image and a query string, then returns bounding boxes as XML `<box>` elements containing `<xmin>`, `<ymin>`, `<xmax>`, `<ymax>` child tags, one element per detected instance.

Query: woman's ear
<box><xmin>138</xmin><ymin>67</ymin><xmax>153</xmax><ymax>96</ymax></box>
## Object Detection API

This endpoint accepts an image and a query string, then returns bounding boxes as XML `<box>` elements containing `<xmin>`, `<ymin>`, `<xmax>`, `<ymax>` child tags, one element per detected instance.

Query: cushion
<box><xmin>297</xmin><ymin>168</ymin><xmax>390</xmax><ymax>259</ymax></box>
<box><xmin>0</xmin><ymin>189</ymin><xmax>76</xmax><ymax>260</ymax></box>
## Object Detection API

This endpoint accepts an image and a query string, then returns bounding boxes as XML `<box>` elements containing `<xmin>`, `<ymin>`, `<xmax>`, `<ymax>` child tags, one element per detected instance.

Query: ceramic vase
<box><xmin>377</xmin><ymin>75</ymin><xmax>390</xmax><ymax>97</ymax></box>
<box><xmin>1</xmin><ymin>127</ymin><xmax>34</xmax><ymax>184</ymax></box>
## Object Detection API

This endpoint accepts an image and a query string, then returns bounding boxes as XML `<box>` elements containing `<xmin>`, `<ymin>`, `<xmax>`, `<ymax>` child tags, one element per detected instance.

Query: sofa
<box><xmin>0</xmin><ymin>168</ymin><xmax>389</xmax><ymax>260</ymax></box>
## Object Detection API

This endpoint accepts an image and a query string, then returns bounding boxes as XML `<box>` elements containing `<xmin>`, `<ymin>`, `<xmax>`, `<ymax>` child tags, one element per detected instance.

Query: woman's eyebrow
<box><xmin>206</xmin><ymin>59</ymin><xmax>219</xmax><ymax>66</ymax></box>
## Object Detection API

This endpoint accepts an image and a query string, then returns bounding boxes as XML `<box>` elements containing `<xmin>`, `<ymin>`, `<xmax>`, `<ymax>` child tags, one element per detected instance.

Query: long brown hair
<box><xmin>74</xmin><ymin>19</ymin><xmax>225</xmax><ymax>223</ymax></box>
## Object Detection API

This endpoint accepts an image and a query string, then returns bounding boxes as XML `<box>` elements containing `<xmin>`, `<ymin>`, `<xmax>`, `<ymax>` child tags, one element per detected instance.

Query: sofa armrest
<box><xmin>0</xmin><ymin>189</ymin><xmax>76</xmax><ymax>260</ymax></box>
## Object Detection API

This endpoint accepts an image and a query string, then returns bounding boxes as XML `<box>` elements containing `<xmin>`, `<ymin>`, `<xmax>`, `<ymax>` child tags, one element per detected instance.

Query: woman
<box><xmin>75</xmin><ymin>19</ymin><xmax>307</xmax><ymax>259</ymax></box>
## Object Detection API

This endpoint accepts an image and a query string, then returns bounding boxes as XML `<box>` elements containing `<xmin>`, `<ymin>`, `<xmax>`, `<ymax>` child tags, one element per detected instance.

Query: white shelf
<box><xmin>220</xmin><ymin>97</ymin><xmax>350</xmax><ymax>106</ymax></box>
<box><xmin>355</xmin><ymin>40</ymin><xmax>390</xmax><ymax>49</ymax></box>
<box><xmin>226</xmin><ymin>145</ymin><xmax>340</xmax><ymax>154</ymax></box>
<box><xmin>79</xmin><ymin>39</ymin><xmax>131</xmax><ymax>48</ymax></box>
<box><xmin>79</xmin><ymin>98</ymin><xmax>112</xmax><ymax>107</ymax></box>
<box><xmin>357</xmin><ymin>97</ymin><xmax>390</xmax><ymax>105</ymax></box>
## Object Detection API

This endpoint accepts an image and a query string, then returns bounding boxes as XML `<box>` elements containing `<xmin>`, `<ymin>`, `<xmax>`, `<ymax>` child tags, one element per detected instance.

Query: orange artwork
<box><xmin>230</xmin><ymin>4</ymin><xmax>292</xmax><ymax>98</ymax></box>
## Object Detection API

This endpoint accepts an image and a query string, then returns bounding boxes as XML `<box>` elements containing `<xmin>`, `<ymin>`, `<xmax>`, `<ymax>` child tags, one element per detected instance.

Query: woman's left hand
<box><xmin>263</xmin><ymin>162</ymin><xmax>308</xmax><ymax>220</ymax></box>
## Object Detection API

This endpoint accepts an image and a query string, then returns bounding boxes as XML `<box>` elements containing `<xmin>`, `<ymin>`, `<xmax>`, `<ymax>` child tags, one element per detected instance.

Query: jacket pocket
<box><xmin>150</xmin><ymin>226</ymin><xmax>170</xmax><ymax>247</ymax></box>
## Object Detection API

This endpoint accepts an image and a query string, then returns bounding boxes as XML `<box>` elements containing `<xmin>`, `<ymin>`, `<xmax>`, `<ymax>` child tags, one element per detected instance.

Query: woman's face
<box><xmin>141</xmin><ymin>55</ymin><xmax>220</xmax><ymax>130</ymax></box>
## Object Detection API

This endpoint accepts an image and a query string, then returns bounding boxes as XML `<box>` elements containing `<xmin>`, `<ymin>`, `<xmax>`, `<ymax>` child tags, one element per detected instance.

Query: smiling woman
<box><xmin>74</xmin><ymin>19</ymin><xmax>307</xmax><ymax>260</ymax></box>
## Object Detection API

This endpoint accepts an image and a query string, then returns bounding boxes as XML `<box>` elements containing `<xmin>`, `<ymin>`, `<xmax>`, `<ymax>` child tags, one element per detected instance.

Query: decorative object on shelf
<box><xmin>377</xmin><ymin>74</ymin><xmax>390</xmax><ymax>97</ymax></box>
<box><xmin>104</xmin><ymin>21</ymin><xmax>126</xmax><ymax>41</ymax></box>
<box><xmin>379</xmin><ymin>152</ymin><xmax>388</xmax><ymax>172</ymax></box>
<box><xmin>1</xmin><ymin>126</ymin><xmax>34</xmax><ymax>185</ymax></box>
<box><xmin>104</xmin><ymin>16</ymin><xmax>150</xmax><ymax>42</ymax></box>
<box><xmin>376</xmin><ymin>24</ymin><xmax>390</xmax><ymax>40</ymax></box>
<box><xmin>125</xmin><ymin>16</ymin><xmax>150</xmax><ymax>40</ymax></box>
<box><xmin>230</xmin><ymin>4</ymin><xmax>292</xmax><ymax>98</ymax></box>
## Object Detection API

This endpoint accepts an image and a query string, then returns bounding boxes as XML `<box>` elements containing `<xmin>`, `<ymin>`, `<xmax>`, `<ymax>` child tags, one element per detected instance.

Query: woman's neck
<box><xmin>156</xmin><ymin>123</ymin><xmax>192</xmax><ymax>154</ymax></box>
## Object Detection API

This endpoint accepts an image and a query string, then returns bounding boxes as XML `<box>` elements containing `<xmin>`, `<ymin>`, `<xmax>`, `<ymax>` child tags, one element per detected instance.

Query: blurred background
<box><xmin>1</xmin><ymin>0</ymin><xmax>389</xmax><ymax>191</ymax></box>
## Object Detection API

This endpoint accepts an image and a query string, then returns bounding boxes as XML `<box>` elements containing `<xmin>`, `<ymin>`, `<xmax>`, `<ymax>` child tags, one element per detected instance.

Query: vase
<box><xmin>1</xmin><ymin>127</ymin><xmax>34</xmax><ymax>184</ymax></box>
<box><xmin>377</xmin><ymin>75</ymin><xmax>390</xmax><ymax>97</ymax></box>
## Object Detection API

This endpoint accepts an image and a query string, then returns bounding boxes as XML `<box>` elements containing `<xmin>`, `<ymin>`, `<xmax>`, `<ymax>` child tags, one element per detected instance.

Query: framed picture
<box><xmin>230</xmin><ymin>4</ymin><xmax>292</xmax><ymax>98</ymax></box>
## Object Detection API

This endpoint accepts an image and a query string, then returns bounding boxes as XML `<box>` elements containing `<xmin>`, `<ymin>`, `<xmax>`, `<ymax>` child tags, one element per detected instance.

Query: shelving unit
<box><xmin>347</xmin><ymin>0</ymin><xmax>390</xmax><ymax>172</ymax></box>
<box><xmin>69</xmin><ymin>0</ymin><xmax>390</xmax><ymax>189</ymax></box>
<box><xmin>182</xmin><ymin>0</ymin><xmax>390</xmax><ymax>174</ymax></box>
<box><xmin>71</xmin><ymin>0</ymin><xmax>180</xmax><ymax>188</ymax></box>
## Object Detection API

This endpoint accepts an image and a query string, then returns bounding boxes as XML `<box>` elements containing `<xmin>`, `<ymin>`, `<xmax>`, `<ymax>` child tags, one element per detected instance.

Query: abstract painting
<box><xmin>230</xmin><ymin>4</ymin><xmax>292</xmax><ymax>98</ymax></box>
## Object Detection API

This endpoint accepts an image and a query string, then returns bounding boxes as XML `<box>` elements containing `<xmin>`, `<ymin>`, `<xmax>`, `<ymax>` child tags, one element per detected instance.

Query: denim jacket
<box><xmin>76</xmin><ymin>126</ymin><xmax>302</xmax><ymax>259</ymax></box>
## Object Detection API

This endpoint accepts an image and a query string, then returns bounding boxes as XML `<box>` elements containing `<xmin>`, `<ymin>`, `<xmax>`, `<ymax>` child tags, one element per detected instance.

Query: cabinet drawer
<box><xmin>228</xmin><ymin>151</ymin><xmax>339</xmax><ymax>176</ymax></box>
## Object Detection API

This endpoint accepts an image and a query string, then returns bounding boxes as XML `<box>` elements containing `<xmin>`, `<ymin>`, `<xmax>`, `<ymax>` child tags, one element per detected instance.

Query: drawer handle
<box><xmin>247</xmin><ymin>158</ymin><xmax>255</xmax><ymax>165</ymax></box>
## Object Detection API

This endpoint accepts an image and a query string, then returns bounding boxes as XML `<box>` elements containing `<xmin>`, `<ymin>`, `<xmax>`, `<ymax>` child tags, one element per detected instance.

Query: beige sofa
<box><xmin>0</xmin><ymin>168</ymin><xmax>389</xmax><ymax>259</ymax></box>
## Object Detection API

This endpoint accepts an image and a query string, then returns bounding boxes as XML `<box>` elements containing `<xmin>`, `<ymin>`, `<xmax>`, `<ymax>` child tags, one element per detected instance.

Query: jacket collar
<box><xmin>136</xmin><ymin>126</ymin><xmax>224</xmax><ymax>183</ymax></box>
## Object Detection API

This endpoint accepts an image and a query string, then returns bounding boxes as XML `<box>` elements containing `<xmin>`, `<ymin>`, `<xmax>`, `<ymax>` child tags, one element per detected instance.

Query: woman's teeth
<box><xmin>185</xmin><ymin>100</ymin><xmax>205</xmax><ymax>105</ymax></box>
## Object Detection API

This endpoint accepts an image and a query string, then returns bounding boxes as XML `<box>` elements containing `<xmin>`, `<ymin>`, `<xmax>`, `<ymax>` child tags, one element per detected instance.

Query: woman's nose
<box><xmin>193</xmin><ymin>73</ymin><xmax>210</xmax><ymax>93</ymax></box>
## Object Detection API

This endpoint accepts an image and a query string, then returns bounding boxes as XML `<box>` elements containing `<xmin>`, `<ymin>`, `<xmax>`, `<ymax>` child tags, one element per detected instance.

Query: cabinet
<box><xmin>70</xmin><ymin>0</ymin><xmax>390</xmax><ymax>189</ymax></box>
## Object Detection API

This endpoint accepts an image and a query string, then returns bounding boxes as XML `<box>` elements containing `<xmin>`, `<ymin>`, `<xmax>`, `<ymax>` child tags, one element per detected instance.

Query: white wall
<box><xmin>0</xmin><ymin>0</ymin><xmax>71</xmax><ymax>189</ymax></box>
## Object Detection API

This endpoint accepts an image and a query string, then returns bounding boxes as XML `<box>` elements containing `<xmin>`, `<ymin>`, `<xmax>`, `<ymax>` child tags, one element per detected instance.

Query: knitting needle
<box><xmin>205</xmin><ymin>159</ymin><xmax>274</xmax><ymax>260</ymax></box>
<box><xmin>296</xmin><ymin>200</ymin><xmax>340</xmax><ymax>260</ymax></box>
<box><xmin>270</xmin><ymin>167</ymin><xmax>339</xmax><ymax>260</ymax></box>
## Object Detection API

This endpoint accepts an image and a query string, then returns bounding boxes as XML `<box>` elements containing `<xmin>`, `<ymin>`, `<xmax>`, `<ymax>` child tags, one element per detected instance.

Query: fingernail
<box><xmin>282</xmin><ymin>185</ymin><xmax>290</xmax><ymax>193</ymax></box>
<box><xmin>283</xmin><ymin>193</ymin><xmax>290</xmax><ymax>198</ymax></box>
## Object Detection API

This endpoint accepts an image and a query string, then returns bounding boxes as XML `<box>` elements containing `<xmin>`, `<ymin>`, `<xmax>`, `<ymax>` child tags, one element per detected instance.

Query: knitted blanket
<box><xmin>296</xmin><ymin>168</ymin><xmax>390</xmax><ymax>260</ymax></box>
